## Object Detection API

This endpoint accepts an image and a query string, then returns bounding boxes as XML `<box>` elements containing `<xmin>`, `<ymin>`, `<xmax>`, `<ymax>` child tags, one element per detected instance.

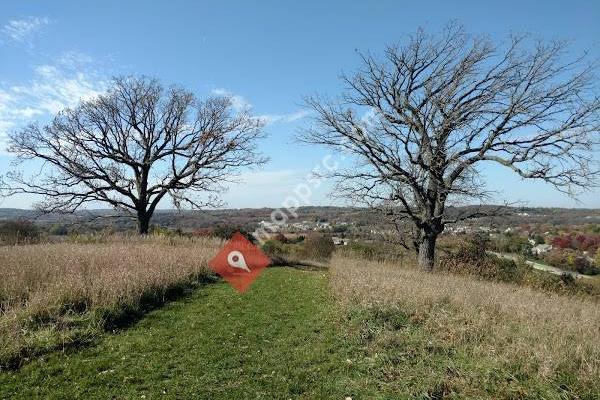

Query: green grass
<box><xmin>0</xmin><ymin>268</ymin><xmax>367</xmax><ymax>399</ymax></box>
<box><xmin>2</xmin><ymin>267</ymin><xmax>597</xmax><ymax>399</ymax></box>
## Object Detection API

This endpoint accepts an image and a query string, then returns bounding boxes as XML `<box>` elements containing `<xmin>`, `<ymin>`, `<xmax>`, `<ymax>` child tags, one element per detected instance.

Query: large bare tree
<box><xmin>300</xmin><ymin>25</ymin><xmax>600</xmax><ymax>270</ymax></box>
<box><xmin>1</xmin><ymin>76</ymin><xmax>267</xmax><ymax>234</ymax></box>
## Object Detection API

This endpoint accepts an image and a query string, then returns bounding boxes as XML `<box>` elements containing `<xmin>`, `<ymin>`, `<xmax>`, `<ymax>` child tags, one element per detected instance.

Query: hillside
<box><xmin>2</xmin><ymin>264</ymin><xmax>598</xmax><ymax>398</ymax></box>
<box><xmin>1</xmin><ymin>206</ymin><xmax>599</xmax><ymax>233</ymax></box>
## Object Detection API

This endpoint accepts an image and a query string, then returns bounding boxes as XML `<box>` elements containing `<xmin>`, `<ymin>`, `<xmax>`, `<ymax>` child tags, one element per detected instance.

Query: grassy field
<box><xmin>0</xmin><ymin>268</ymin><xmax>365</xmax><ymax>399</ymax></box>
<box><xmin>0</xmin><ymin>259</ymin><xmax>600</xmax><ymax>400</ymax></box>
<box><xmin>0</xmin><ymin>236</ymin><xmax>220</xmax><ymax>368</ymax></box>
<box><xmin>330</xmin><ymin>255</ymin><xmax>600</xmax><ymax>399</ymax></box>
<box><xmin>1</xmin><ymin>239</ymin><xmax>599</xmax><ymax>398</ymax></box>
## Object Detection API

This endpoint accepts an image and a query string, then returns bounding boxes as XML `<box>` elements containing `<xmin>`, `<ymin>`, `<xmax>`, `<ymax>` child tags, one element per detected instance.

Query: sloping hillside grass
<box><xmin>0</xmin><ymin>268</ymin><xmax>367</xmax><ymax>399</ymax></box>
<box><xmin>2</xmin><ymin>244</ymin><xmax>599</xmax><ymax>398</ymax></box>
<box><xmin>330</xmin><ymin>255</ymin><xmax>600</xmax><ymax>399</ymax></box>
<box><xmin>0</xmin><ymin>236</ymin><xmax>220</xmax><ymax>369</ymax></box>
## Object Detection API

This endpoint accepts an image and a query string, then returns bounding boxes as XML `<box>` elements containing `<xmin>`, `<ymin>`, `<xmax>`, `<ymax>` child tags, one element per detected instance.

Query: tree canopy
<box><xmin>300</xmin><ymin>24</ymin><xmax>600</xmax><ymax>269</ymax></box>
<box><xmin>1</xmin><ymin>76</ymin><xmax>267</xmax><ymax>233</ymax></box>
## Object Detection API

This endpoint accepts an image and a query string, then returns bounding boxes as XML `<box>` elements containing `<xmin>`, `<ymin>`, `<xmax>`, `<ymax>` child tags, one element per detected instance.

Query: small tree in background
<box><xmin>300</xmin><ymin>234</ymin><xmax>335</xmax><ymax>261</ymax></box>
<box><xmin>212</xmin><ymin>225</ymin><xmax>255</xmax><ymax>242</ymax></box>
<box><xmin>273</xmin><ymin>233</ymin><xmax>289</xmax><ymax>243</ymax></box>
<box><xmin>0</xmin><ymin>219</ymin><xmax>39</xmax><ymax>245</ymax></box>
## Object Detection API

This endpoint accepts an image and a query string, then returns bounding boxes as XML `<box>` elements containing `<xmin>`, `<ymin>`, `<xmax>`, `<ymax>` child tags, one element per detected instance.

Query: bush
<box><xmin>544</xmin><ymin>250</ymin><xmax>600</xmax><ymax>276</ymax></box>
<box><xmin>492</xmin><ymin>232</ymin><xmax>532</xmax><ymax>255</ymax></box>
<box><xmin>150</xmin><ymin>225</ymin><xmax>181</xmax><ymax>237</ymax></box>
<box><xmin>261</xmin><ymin>239</ymin><xmax>291</xmax><ymax>260</ymax></box>
<box><xmin>571</xmin><ymin>256</ymin><xmax>600</xmax><ymax>275</ymax></box>
<box><xmin>439</xmin><ymin>235</ymin><xmax>600</xmax><ymax>298</ymax></box>
<box><xmin>273</xmin><ymin>233</ymin><xmax>289</xmax><ymax>243</ymax></box>
<box><xmin>299</xmin><ymin>234</ymin><xmax>335</xmax><ymax>261</ymax></box>
<box><xmin>0</xmin><ymin>219</ymin><xmax>40</xmax><ymax>245</ymax></box>
<box><xmin>338</xmin><ymin>240</ymin><xmax>406</xmax><ymax>263</ymax></box>
<box><xmin>48</xmin><ymin>223</ymin><xmax>69</xmax><ymax>236</ymax></box>
<box><xmin>439</xmin><ymin>234</ymin><xmax>528</xmax><ymax>283</ymax></box>
<box><xmin>191</xmin><ymin>227</ymin><xmax>213</xmax><ymax>237</ymax></box>
<box><xmin>212</xmin><ymin>225</ymin><xmax>254</xmax><ymax>242</ymax></box>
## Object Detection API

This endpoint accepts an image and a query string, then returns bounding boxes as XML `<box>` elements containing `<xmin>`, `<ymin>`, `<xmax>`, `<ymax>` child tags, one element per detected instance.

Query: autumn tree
<box><xmin>1</xmin><ymin>76</ymin><xmax>267</xmax><ymax>234</ymax></box>
<box><xmin>300</xmin><ymin>25</ymin><xmax>600</xmax><ymax>270</ymax></box>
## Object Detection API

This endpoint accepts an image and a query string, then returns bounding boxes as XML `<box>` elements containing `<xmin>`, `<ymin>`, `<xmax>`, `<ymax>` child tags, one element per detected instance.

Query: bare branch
<box><xmin>1</xmin><ymin>76</ymin><xmax>268</xmax><ymax>233</ymax></box>
<box><xmin>299</xmin><ymin>24</ymin><xmax>599</xmax><ymax>269</ymax></box>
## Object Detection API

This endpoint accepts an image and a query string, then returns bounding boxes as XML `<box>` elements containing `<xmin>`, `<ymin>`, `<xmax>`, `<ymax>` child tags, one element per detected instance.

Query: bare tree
<box><xmin>300</xmin><ymin>24</ymin><xmax>600</xmax><ymax>270</ymax></box>
<box><xmin>1</xmin><ymin>76</ymin><xmax>267</xmax><ymax>234</ymax></box>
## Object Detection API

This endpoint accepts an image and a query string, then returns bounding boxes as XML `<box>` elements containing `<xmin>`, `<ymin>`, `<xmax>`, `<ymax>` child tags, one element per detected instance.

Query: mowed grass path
<box><xmin>0</xmin><ymin>268</ymin><xmax>367</xmax><ymax>399</ymax></box>
<box><xmin>3</xmin><ymin>264</ymin><xmax>597</xmax><ymax>399</ymax></box>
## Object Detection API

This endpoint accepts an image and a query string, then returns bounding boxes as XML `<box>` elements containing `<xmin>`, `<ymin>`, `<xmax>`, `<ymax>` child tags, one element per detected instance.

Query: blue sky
<box><xmin>1</xmin><ymin>0</ymin><xmax>599</xmax><ymax>209</ymax></box>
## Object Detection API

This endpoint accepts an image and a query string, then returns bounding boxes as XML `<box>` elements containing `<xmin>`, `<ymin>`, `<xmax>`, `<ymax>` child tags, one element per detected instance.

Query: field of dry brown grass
<box><xmin>330</xmin><ymin>255</ymin><xmax>600</xmax><ymax>398</ymax></box>
<box><xmin>0</xmin><ymin>235</ymin><xmax>220</xmax><ymax>369</ymax></box>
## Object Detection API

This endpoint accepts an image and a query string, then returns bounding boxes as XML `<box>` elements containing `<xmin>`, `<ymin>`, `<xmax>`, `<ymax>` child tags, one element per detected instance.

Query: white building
<box><xmin>258</xmin><ymin>220</ymin><xmax>280</xmax><ymax>232</ymax></box>
<box><xmin>531</xmin><ymin>244</ymin><xmax>552</xmax><ymax>256</ymax></box>
<box><xmin>332</xmin><ymin>236</ymin><xmax>348</xmax><ymax>246</ymax></box>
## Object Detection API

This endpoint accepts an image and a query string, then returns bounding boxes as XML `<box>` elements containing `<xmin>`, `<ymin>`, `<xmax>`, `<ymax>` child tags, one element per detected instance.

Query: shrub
<box><xmin>491</xmin><ymin>232</ymin><xmax>532</xmax><ymax>255</ymax></box>
<box><xmin>48</xmin><ymin>223</ymin><xmax>69</xmax><ymax>236</ymax></box>
<box><xmin>439</xmin><ymin>235</ymin><xmax>600</xmax><ymax>297</ymax></box>
<box><xmin>0</xmin><ymin>219</ymin><xmax>40</xmax><ymax>245</ymax></box>
<box><xmin>291</xmin><ymin>235</ymin><xmax>305</xmax><ymax>243</ymax></box>
<box><xmin>150</xmin><ymin>225</ymin><xmax>181</xmax><ymax>237</ymax></box>
<box><xmin>299</xmin><ymin>234</ymin><xmax>335</xmax><ymax>261</ymax></box>
<box><xmin>192</xmin><ymin>227</ymin><xmax>214</xmax><ymax>237</ymax></box>
<box><xmin>261</xmin><ymin>239</ymin><xmax>290</xmax><ymax>260</ymax></box>
<box><xmin>338</xmin><ymin>240</ymin><xmax>407</xmax><ymax>263</ymax></box>
<box><xmin>571</xmin><ymin>256</ymin><xmax>599</xmax><ymax>275</ymax></box>
<box><xmin>212</xmin><ymin>225</ymin><xmax>254</xmax><ymax>242</ymax></box>
<box><xmin>439</xmin><ymin>235</ymin><xmax>528</xmax><ymax>283</ymax></box>
<box><xmin>273</xmin><ymin>233</ymin><xmax>289</xmax><ymax>243</ymax></box>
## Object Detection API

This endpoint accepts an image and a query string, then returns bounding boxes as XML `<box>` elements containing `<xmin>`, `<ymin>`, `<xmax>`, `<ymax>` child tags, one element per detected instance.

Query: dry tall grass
<box><xmin>0</xmin><ymin>235</ymin><xmax>221</xmax><ymax>368</ymax></box>
<box><xmin>330</xmin><ymin>255</ymin><xmax>600</xmax><ymax>395</ymax></box>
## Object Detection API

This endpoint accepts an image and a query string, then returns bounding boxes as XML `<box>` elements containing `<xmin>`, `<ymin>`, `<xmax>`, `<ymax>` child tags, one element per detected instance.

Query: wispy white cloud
<box><xmin>257</xmin><ymin>110</ymin><xmax>310</xmax><ymax>125</ymax></box>
<box><xmin>57</xmin><ymin>50</ymin><xmax>94</xmax><ymax>67</ymax></box>
<box><xmin>1</xmin><ymin>16</ymin><xmax>51</xmax><ymax>45</ymax></box>
<box><xmin>0</xmin><ymin>52</ymin><xmax>107</xmax><ymax>150</ymax></box>
<box><xmin>210</xmin><ymin>88</ymin><xmax>309</xmax><ymax>126</ymax></box>
<box><xmin>210</xmin><ymin>88</ymin><xmax>252</xmax><ymax>112</ymax></box>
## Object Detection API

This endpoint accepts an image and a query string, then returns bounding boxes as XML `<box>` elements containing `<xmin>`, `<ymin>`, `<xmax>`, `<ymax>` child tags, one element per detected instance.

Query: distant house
<box><xmin>291</xmin><ymin>222</ymin><xmax>311</xmax><ymax>231</ymax></box>
<box><xmin>316</xmin><ymin>222</ymin><xmax>331</xmax><ymax>229</ymax></box>
<box><xmin>258</xmin><ymin>220</ymin><xmax>280</xmax><ymax>233</ymax></box>
<box><xmin>531</xmin><ymin>244</ymin><xmax>552</xmax><ymax>256</ymax></box>
<box><xmin>331</xmin><ymin>236</ymin><xmax>348</xmax><ymax>246</ymax></box>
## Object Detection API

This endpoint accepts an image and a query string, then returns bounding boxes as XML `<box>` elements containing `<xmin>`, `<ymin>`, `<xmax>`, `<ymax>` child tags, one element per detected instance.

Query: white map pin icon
<box><xmin>227</xmin><ymin>250</ymin><xmax>250</xmax><ymax>272</ymax></box>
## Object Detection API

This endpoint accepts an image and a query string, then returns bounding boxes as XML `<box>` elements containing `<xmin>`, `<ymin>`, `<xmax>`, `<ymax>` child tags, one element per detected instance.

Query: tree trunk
<box><xmin>417</xmin><ymin>234</ymin><xmax>437</xmax><ymax>271</ymax></box>
<box><xmin>137</xmin><ymin>212</ymin><xmax>150</xmax><ymax>235</ymax></box>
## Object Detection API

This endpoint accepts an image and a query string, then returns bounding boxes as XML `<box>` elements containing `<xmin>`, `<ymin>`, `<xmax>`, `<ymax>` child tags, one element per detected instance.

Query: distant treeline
<box><xmin>0</xmin><ymin>206</ymin><xmax>599</xmax><ymax>235</ymax></box>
